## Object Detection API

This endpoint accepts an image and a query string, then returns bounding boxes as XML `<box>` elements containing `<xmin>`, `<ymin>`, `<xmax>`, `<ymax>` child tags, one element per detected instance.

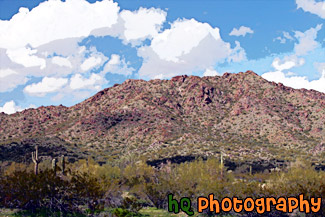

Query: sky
<box><xmin>0</xmin><ymin>0</ymin><xmax>324</xmax><ymax>114</ymax></box>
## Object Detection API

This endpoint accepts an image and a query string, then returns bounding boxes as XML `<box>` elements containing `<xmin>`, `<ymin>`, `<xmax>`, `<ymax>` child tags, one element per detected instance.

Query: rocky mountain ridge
<box><xmin>1</xmin><ymin>71</ymin><xmax>324</xmax><ymax>167</ymax></box>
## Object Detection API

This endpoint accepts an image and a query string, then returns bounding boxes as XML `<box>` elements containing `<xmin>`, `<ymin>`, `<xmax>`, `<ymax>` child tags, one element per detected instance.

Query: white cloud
<box><xmin>0</xmin><ymin>0</ymin><xmax>249</xmax><ymax>105</ymax></box>
<box><xmin>37</xmin><ymin>37</ymin><xmax>82</xmax><ymax>57</ymax></box>
<box><xmin>120</xmin><ymin>7</ymin><xmax>167</xmax><ymax>45</ymax></box>
<box><xmin>0</xmin><ymin>100</ymin><xmax>23</xmax><ymax>114</ymax></box>
<box><xmin>0</xmin><ymin>100</ymin><xmax>35</xmax><ymax>114</ymax></box>
<box><xmin>0</xmin><ymin>37</ymin><xmax>110</xmax><ymax>94</ymax></box>
<box><xmin>138</xmin><ymin>18</ymin><xmax>246</xmax><ymax>79</ymax></box>
<box><xmin>91</xmin><ymin>7</ymin><xmax>167</xmax><ymax>46</ymax></box>
<box><xmin>229</xmin><ymin>26</ymin><xmax>254</xmax><ymax>37</ymax></box>
<box><xmin>267</xmin><ymin>24</ymin><xmax>323</xmax><ymax>93</ymax></box>
<box><xmin>0</xmin><ymin>68</ymin><xmax>29</xmax><ymax>92</ymax></box>
<box><xmin>262</xmin><ymin>70</ymin><xmax>325</xmax><ymax>93</ymax></box>
<box><xmin>101</xmin><ymin>54</ymin><xmax>134</xmax><ymax>76</ymax></box>
<box><xmin>6</xmin><ymin>46</ymin><xmax>46</xmax><ymax>69</ymax></box>
<box><xmin>203</xmin><ymin>68</ymin><xmax>220</xmax><ymax>76</ymax></box>
<box><xmin>45</xmin><ymin>46</ymin><xmax>107</xmax><ymax>77</ymax></box>
<box><xmin>227</xmin><ymin>41</ymin><xmax>247</xmax><ymax>63</ymax></box>
<box><xmin>150</xmin><ymin>19</ymin><xmax>222</xmax><ymax>62</ymax></box>
<box><xmin>272</xmin><ymin>60</ymin><xmax>295</xmax><ymax>71</ymax></box>
<box><xmin>0</xmin><ymin>0</ymin><xmax>119</xmax><ymax>50</ymax></box>
<box><xmin>268</xmin><ymin>24</ymin><xmax>323</xmax><ymax>90</ymax></box>
<box><xmin>294</xmin><ymin>24</ymin><xmax>322</xmax><ymax>56</ymax></box>
<box><xmin>274</xmin><ymin>36</ymin><xmax>286</xmax><ymax>44</ymax></box>
<box><xmin>274</xmin><ymin>31</ymin><xmax>294</xmax><ymax>44</ymax></box>
<box><xmin>69</xmin><ymin>73</ymin><xmax>105</xmax><ymax>90</ymax></box>
<box><xmin>24</xmin><ymin>77</ymin><xmax>68</xmax><ymax>97</ymax></box>
<box><xmin>51</xmin><ymin>56</ymin><xmax>72</xmax><ymax>68</ymax></box>
<box><xmin>0</xmin><ymin>68</ymin><xmax>18</xmax><ymax>78</ymax></box>
<box><xmin>271</xmin><ymin>56</ymin><xmax>305</xmax><ymax>71</ymax></box>
<box><xmin>262</xmin><ymin>53</ymin><xmax>325</xmax><ymax>93</ymax></box>
<box><xmin>0</xmin><ymin>42</ymin><xmax>109</xmax><ymax>93</ymax></box>
<box><xmin>153</xmin><ymin>74</ymin><xmax>164</xmax><ymax>79</ymax></box>
<box><xmin>80</xmin><ymin>56</ymin><xmax>103</xmax><ymax>72</ymax></box>
<box><xmin>283</xmin><ymin>31</ymin><xmax>294</xmax><ymax>40</ymax></box>
<box><xmin>314</xmin><ymin>62</ymin><xmax>325</xmax><ymax>75</ymax></box>
<box><xmin>296</xmin><ymin>0</ymin><xmax>325</xmax><ymax>19</ymax></box>
<box><xmin>108</xmin><ymin>54</ymin><xmax>120</xmax><ymax>65</ymax></box>
<box><xmin>0</xmin><ymin>1</ymin><xmax>163</xmax><ymax>96</ymax></box>
<box><xmin>0</xmin><ymin>0</ymin><xmax>117</xmax><ymax>94</ymax></box>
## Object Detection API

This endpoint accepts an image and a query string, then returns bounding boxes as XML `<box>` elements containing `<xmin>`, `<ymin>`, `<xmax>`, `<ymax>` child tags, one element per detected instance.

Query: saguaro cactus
<box><xmin>220</xmin><ymin>153</ymin><xmax>224</xmax><ymax>169</ymax></box>
<box><xmin>32</xmin><ymin>146</ymin><xmax>41</xmax><ymax>175</ymax></box>
<box><xmin>61</xmin><ymin>155</ymin><xmax>65</xmax><ymax>175</ymax></box>
<box><xmin>220</xmin><ymin>152</ymin><xmax>224</xmax><ymax>178</ymax></box>
<box><xmin>52</xmin><ymin>158</ymin><xmax>57</xmax><ymax>175</ymax></box>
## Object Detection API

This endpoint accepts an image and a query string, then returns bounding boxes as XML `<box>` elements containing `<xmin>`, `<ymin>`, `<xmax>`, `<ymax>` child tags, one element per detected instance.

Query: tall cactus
<box><xmin>61</xmin><ymin>155</ymin><xmax>65</xmax><ymax>175</ymax></box>
<box><xmin>32</xmin><ymin>145</ymin><xmax>41</xmax><ymax>175</ymax></box>
<box><xmin>52</xmin><ymin>158</ymin><xmax>57</xmax><ymax>175</ymax></box>
<box><xmin>220</xmin><ymin>152</ymin><xmax>224</xmax><ymax>179</ymax></box>
<box><xmin>220</xmin><ymin>153</ymin><xmax>224</xmax><ymax>169</ymax></box>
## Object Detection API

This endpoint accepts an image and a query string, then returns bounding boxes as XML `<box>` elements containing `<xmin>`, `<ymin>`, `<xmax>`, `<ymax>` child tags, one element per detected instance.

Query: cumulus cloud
<box><xmin>227</xmin><ymin>41</ymin><xmax>247</xmax><ymax>62</ymax></box>
<box><xmin>296</xmin><ymin>0</ymin><xmax>325</xmax><ymax>19</ymax></box>
<box><xmin>294</xmin><ymin>24</ymin><xmax>322</xmax><ymax>56</ymax></box>
<box><xmin>0</xmin><ymin>68</ymin><xmax>18</xmax><ymax>78</ymax></box>
<box><xmin>229</xmin><ymin>26</ymin><xmax>254</xmax><ymax>37</ymax></box>
<box><xmin>266</xmin><ymin>24</ymin><xmax>323</xmax><ymax>92</ymax></box>
<box><xmin>262</xmin><ymin>56</ymin><xmax>325</xmax><ymax>93</ymax></box>
<box><xmin>37</xmin><ymin>37</ymin><xmax>82</xmax><ymax>57</ymax></box>
<box><xmin>138</xmin><ymin>18</ymin><xmax>246</xmax><ymax>79</ymax></box>
<box><xmin>81</xmin><ymin>56</ymin><xmax>103</xmax><ymax>72</ymax></box>
<box><xmin>274</xmin><ymin>37</ymin><xmax>286</xmax><ymax>44</ymax></box>
<box><xmin>283</xmin><ymin>31</ymin><xmax>294</xmax><ymax>41</ymax></box>
<box><xmin>1</xmin><ymin>0</ymin><xmax>249</xmax><ymax>106</ymax></box>
<box><xmin>149</xmin><ymin>19</ymin><xmax>225</xmax><ymax>62</ymax></box>
<box><xmin>47</xmin><ymin>46</ymin><xmax>107</xmax><ymax>77</ymax></box>
<box><xmin>51</xmin><ymin>56</ymin><xmax>72</xmax><ymax>68</ymax></box>
<box><xmin>0</xmin><ymin>41</ymin><xmax>108</xmax><ymax>91</ymax></box>
<box><xmin>203</xmin><ymin>68</ymin><xmax>220</xmax><ymax>76</ymax></box>
<box><xmin>0</xmin><ymin>100</ymin><xmax>35</xmax><ymax>115</ymax></box>
<box><xmin>0</xmin><ymin>0</ymin><xmax>119</xmax><ymax>49</ymax></box>
<box><xmin>0</xmin><ymin>68</ymin><xmax>29</xmax><ymax>92</ymax></box>
<box><xmin>101</xmin><ymin>54</ymin><xmax>135</xmax><ymax>76</ymax></box>
<box><xmin>70</xmin><ymin>73</ymin><xmax>105</xmax><ymax>90</ymax></box>
<box><xmin>0</xmin><ymin>100</ymin><xmax>23</xmax><ymax>114</ymax></box>
<box><xmin>6</xmin><ymin>46</ymin><xmax>46</xmax><ymax>69</ymax></box>
<box><xmin>272</xmin><ymin>56</ymin><xmax>305</xmax><ymax>71</ymax></box>
<box><xmin>0</xmin><ymin>0</ymin><xmax>118</xmax><ymax>94</ymax></box>
<box><xmin>274</xmin><ymin>31</ymin><xmax>294</xmax><ymax>44</ymax></box>
<box><xmin>272</xmin><ymin>59</ymin><xmax>295</xmax><ymax>71</ymax></box>
<box><xmin>314</xmin><ymin>62</ymin><xmax>325</xmax><ymax>75</ymax></box>
<box><xmin>119</xmin><ymin>7</ymin><xmax>167</xmax><ymax>45</ymax></box>
<box><xmin>91</xmin><ymin>7</ymin><xmax>167</xmax><ymax>46</ymax></box>
<box><xmin>24</xmin><ymin>77</ymin><xmax>68</xmax><ymax>97</ymax></box>
<box><xmin>262</xmin><ymin>70</ymin><xmax>325</xmax><ymax>93</ymax></box>
<box><xmin>265</xmin><ymin>24</ymin><xmax>324</xmax><ymax>93</ymax></box>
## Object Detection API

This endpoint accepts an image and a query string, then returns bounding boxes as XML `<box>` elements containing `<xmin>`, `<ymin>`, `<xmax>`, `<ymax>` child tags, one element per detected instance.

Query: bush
<box><xmin>0</xmin><ymin>169</ymin><xmax>106</xmax><ymax>215</ymax></box>
<box><xmin>0</xmin><ymin>158</ymin><xmax>324</xmax><ymax>216</ymax></box>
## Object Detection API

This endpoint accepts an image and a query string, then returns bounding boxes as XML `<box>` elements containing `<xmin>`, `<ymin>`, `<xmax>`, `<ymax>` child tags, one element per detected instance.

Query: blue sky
<box><xmin>0</xmin><ymin>0</ymin><xmax>324</xmax><ymax>114</ymax></box>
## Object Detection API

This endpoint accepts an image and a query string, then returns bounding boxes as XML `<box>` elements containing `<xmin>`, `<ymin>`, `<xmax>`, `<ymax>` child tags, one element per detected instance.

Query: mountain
<box><xmin>1</xmin><ymin>71</ymin><xmax>324</xmax><ymax>169</ymax></box>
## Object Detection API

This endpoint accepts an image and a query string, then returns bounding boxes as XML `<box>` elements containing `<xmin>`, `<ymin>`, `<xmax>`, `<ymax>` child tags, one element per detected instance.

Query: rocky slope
<box><xmin>0</xmin><ymin>71</ymin><xmax>324</xmax><ymax>167</ymax></box>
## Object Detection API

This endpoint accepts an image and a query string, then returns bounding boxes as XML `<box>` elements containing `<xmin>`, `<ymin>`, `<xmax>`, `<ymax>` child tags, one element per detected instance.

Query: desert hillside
<box><xmin>1</xmin><ymin>71</ymin><xmax>324</xmax><ymax>169</ymax></box>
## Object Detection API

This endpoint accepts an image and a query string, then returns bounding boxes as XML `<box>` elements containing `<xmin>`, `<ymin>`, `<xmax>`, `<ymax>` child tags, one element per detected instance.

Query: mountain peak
<box><xmin>1</xmin><ymin>71</ymin><xmax>324</xmax><ymax>165</ymax></box>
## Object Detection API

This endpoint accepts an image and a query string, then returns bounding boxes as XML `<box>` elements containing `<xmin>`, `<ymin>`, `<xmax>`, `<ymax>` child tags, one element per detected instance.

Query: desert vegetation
<box><xmin>0</xmin><ymin>153</ymin><xmax>324</xmax><ymax>216</ymax></box>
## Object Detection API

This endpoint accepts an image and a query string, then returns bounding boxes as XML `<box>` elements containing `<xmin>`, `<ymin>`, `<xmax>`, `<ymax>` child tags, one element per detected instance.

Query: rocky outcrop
<box><xmin>0</xmin><ymin>71</ymin><xmax>324</xmax><ymax>164</ymax></box>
